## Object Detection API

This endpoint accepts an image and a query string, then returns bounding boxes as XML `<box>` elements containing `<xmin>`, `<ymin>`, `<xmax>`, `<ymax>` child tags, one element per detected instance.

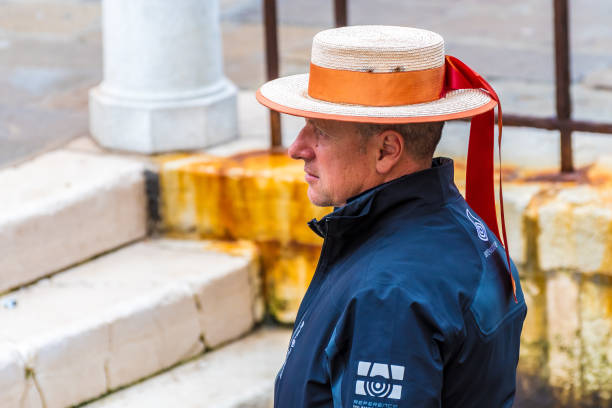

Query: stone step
<box><xmin>158</xmin><ymin>150</ymin><xmax>327</xmax><ymax>324</ymax></box>
<box><xmin>0</xmin><ymin>238</ymin><xmax>262</xmax><ymax>408</ymax></box>
<box><xmin>0</xmin><ymin>149</ymin><xmax>150</xmax><ymax>293</ymax></box>
<box><xmin>82</xmin><ymin>327</ymin><xmax>290</xmax><ymax>408</ymax></box>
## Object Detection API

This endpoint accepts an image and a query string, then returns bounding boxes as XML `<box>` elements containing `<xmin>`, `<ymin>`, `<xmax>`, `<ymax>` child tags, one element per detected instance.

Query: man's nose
<box><xmin>288</xmin><ymin>124</ymin><xmax>315</xmax><ymax>161</ymax></box>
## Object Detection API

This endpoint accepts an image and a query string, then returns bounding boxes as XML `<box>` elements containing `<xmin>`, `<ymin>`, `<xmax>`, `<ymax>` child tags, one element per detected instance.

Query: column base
<box><xmin>89</xmin><ymin>78</ymin><xmax>238</xmax><ymax>154</ymax></box>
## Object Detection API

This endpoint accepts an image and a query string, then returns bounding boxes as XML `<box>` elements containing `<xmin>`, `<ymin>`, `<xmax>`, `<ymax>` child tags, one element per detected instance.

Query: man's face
<box><xmin>288</xmin><ymin>119</ymin><xmax>377</xmax><ymax>207</ymax></box>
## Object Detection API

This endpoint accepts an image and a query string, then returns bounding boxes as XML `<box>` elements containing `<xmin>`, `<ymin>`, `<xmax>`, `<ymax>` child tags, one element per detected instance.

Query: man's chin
<box><xmin>307</xmin><ymin>188</ymin><xmax>333</xmax><ymax>207</ymax></box>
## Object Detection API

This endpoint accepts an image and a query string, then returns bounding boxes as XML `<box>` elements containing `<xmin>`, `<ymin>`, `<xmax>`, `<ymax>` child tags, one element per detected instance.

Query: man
<box><xmin>257</xmin><ymin>26</ymin><xmax>527</xmax><ymax>407</ymax></box>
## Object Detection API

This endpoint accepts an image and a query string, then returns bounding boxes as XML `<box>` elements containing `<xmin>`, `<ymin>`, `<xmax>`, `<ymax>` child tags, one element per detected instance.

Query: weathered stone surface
<box><xmin>105</xmin><ymin>285</ymin><xmax>204</xmax><ymax>390</ymax></box>
<box><xmin>83</xmin><ymin>327</ymin><xmax>291</xmax><ymax>408</ymax></box>
<box><xmin>0</xmin><ymin>239</ymin><xmax>259</xmax><ymax>408</ymax></box>
<box><xmin>28</xmin><ymin>321</ymin><xmax>111</xmax><ymax>408</ymax></box>
<box><xmin>259</xmin><ymin>242</ymin><xmax>321</xmax><ymax>324</ymax></box>
<box><xmin>500</xmin><ymin>184</ymin><xmax>542</xmax><ymax>265</ymax></box>
<box><xmin>159</xmin><ymin>151</ymin><xmax>330</xmax><ymax>245</ymax></box>
<box><xmin>159</xmin><ymin>152</ymin><xmax>328</xmax><ymax>322</ymax></box>
<box><xmin>222</xmin><ymin>152</ymin><xmax>329</xmax><ymax>246</ymax></box>
<box><xmin>0</xmin><ymin>344</ymin><xmax>42</xmax><ymax>408</ymax></box>
<box><xmin>518</xmin><ymin>269</ymin><xmax>612</xmax><ymax>407</ymax></box>
<box><xmin>200</xmin><ymin>240</ymin><xmax>267</xmax><ymax>324</ymax></box>
<box><xmin>159</xmin><ymin>154</ymin><xmax>230</xmax><ymax>237</ymax></box>
<box><xmin>546</xmin><ymin>271</ymin><xmax>582</xmax><ymax>404</ymax></box>
<box><xmin>0</xmin><ymin>150</ymin><xmax>147</xmax><ymax>293</ymax></box>
<box><xmin>537</xmin><ymin>186</ymin><xmax>612</xmax><ymax>275</ymax></box>
<box><xmin>195</xmin><ymin>255</ymin><xmax>255</xmax><ymax>348</ymax></box>
<box><xmin>518</xmin><ymin>270</ymin><xmax>548</xmax><ymax>378</ymax></box>
<box><xmin>580</xmin><ymin>278</ymin><xmax>612</xmax><ymax>405</ymax></box>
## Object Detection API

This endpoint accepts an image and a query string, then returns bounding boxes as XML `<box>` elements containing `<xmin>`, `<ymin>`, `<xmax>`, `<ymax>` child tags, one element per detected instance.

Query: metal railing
<box><xmin>262</xmin><ymin>0</ymin><xmax>612</xmax><ymax>173</ymax></box>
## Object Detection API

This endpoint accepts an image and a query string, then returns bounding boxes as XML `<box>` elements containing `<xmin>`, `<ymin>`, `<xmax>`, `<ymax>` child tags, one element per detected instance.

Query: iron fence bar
<box><xmin>334</xmin><ymin>0</ymin><xmax>348</xmax><ymax>27</ymax></box>
<box><xmin>501</xmin><ymin>114</ymin><xmax>612</xmax><ymax>134</ymax></box>
<box><xmin>554</xmin><ymin>0</ymin><xmax>573</xmax><ymax>172</ymax></box>
<box><xmin>263</xmin><ymin>0</ymin><xmax>282</xmax><ymax>147</ymax></box>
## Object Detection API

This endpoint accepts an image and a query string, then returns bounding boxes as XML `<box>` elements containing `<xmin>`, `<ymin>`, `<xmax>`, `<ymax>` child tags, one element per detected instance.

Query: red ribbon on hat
<box><xmin>444</xmin><ymin>55</ymin><xmax>517</xmax><ymax>302</ymax></box>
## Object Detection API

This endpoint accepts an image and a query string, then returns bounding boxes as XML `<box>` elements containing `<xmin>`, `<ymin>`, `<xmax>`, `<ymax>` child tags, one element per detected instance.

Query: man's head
<box><xmin>288</xmin><ymin>119</ymin><xmax>444</xmax><ymax>207</ymax></box>
<box><xmin>258</xmin><ymin>26</ymin><xmax>506</xmax><ymax>287</ymax></box>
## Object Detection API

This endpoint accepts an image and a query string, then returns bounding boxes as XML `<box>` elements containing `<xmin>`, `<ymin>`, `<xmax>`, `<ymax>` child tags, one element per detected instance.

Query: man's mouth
<box><xmin>304</xmin><ymin>169</ymin><xmax>319</xmax><ymax>182</ymax></box>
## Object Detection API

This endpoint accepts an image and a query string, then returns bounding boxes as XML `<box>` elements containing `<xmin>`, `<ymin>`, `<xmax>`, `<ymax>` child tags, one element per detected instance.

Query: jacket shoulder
<box><xmin>443</xmin><ymin>198</ymin><xmax>527</xmax><ymax>336</ymax></box>
<box><xmin>364</xmin><ymin>204</ymin><xmax>486</xmax><ymax>302</ymax></box>
<box><xmin>363</xmin><ymin>199</ymin><xmax>525</xmax><ymax>336</ymax></box>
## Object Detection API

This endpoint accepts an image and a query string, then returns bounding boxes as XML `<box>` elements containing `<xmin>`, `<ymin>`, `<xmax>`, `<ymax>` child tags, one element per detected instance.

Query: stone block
<box><xmin>0</xmin><ymin>150</ymin><xmax>147</xmax><ymax>293</ymax></box>
<box><xmin>573</xmin><ymin>204</ymin><xmax>612</xmax><ymax>273</ymax></box>
<box><xmin>195</xmin><ymin>261</ymin><xmax>254</xmax><ymax>348</ymax></box>
<box><xmin>222</xmin><ymin>152</ymin><xmax>330</xmax><ymax>246</ymax></box>
<box><xmin>159</xmin><ymin>154</ymin><xmax>232</xmax><ymax>237</ymax></box>
<box><xmin>579</xmin><ymin>278</ymin><xmax>612</xmax><ymax>405</ymax></box>
<box><xmin>25</xmin><ymin>324</ymin><xmax>110</xmax><ymax>408</ymax></box>
<box><xmin>159</xmin><ymin>150</ymin><xmax>330</xmax><ymax>246</ymax></box>
<box><xmin>201</xmin><ymin>240</ymin><xmax>266</xmax><ymax>324</ymax></box>
<box><xmin>546</xmin><ymin>270</ymin><xmax>582</xmax><ymax>404</ymax></box>
<box><xmin>0</xmin><ymin>239</ymin><xmax>259</xmax><ymax>408</ymax></box>
<box><xmin>500</xmin><ymin>184</ymin><xmax>542</xmax><ymax>265</ymax></box>
<box><xmin>259</xmin><ymin>241</ymin><xmax>321</xmax><ymax>324</ymax></box>
<box><xmin>517</xmin><ymin>270</ymin><xmax>548</xmax><ymax>378</ymax></box>
<box><xmin>137</xmin><ymin>239</ymin><xmax>260</xmax><ymax>347</ymax></box>
<box><xmin>537</xmin><ymin>186</ymin><xmax>612</xmax><ymax>275</ymax></box>
<box><xmin>160</xmin><ymin>151</ymin><xmax>388</xmax><ymax>324</ymax></box>
<box><xmin>537</xmin><ymin>192</ymin><xmax>575</xmax><ymax>271</ymax></box>
<box><xmin>105</xmin><ymin>285</ymin><xmax>204</xmax><ymax>390</ymax></box>
<box><xmin>82</xmin><ymin>328</ymin><xmax>291</xmax><ymax>408</ymax></box>
<box><xmin>0</xmin><ymin>345</ymin><xmax>42</xmax><ymax>408</ymax></box>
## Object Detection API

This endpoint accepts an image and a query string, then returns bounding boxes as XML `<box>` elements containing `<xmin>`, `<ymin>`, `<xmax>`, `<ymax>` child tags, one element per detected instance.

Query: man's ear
<box><xmin>375</xmin><ymin>130</ymin><xmax>404</xmax><ymax>174</ymax></box>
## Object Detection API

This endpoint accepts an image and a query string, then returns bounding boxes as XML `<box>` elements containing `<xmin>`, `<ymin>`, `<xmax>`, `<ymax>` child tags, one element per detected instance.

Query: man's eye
<box><xmin>314</xmin><ymin>127</ymin><xmax>327</xmax><ymax>137</ymax></box>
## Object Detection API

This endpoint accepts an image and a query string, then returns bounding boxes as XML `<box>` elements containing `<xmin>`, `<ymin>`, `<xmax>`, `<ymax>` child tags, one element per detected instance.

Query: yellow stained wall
<box><xmin>159</xmin><ymin>150</ymin><xmax>612</xmax><ymax>406</ymax></box>
<box><xmin>159</xmin><ymin>150</ymin><xmax>328</xmax><ymax>323</ymax></box>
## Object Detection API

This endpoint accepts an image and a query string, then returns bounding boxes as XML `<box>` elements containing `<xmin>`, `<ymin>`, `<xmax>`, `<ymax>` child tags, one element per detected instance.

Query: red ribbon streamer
<box><xmin>444</xmin><ymin>55</ymin><xmax>517</xmax><ymax>302</ymax></box>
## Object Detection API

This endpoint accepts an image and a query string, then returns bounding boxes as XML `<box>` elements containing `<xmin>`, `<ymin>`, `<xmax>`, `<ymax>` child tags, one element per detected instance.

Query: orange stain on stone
<box><xmin>159</xmin><ymin>149</ymin><xmax>329</xmax><ymax>322</ymax></box>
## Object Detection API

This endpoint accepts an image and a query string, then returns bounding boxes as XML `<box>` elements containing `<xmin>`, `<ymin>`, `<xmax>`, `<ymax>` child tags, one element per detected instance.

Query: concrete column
<box><xmin>89</xmin><ymin>0</ymin><xmax>238</xmax><ymax>153</ymax></box>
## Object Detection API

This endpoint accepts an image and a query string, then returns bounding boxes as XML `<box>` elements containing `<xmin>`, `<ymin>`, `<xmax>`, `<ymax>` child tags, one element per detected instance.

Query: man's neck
<box><xmin>379</xmin><ymin>156</ymin><xmax>432</xmax><ymax>185</ymax></box>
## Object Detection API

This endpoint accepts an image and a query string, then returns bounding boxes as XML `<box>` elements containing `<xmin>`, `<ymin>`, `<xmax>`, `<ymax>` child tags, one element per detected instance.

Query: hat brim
<box><xmin>257</xmin><ymin>73</ymin><xmax>497</xmax><ymax>124</ymax></box>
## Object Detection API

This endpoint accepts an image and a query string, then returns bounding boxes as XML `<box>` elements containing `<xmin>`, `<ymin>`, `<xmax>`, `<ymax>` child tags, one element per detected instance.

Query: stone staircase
<box><xmin>82</xmin><ymin>328</ymin><xmax>288</xmax><ymax>408</ymax></box>
<box><xmin>0</xmin><ymin>147</ymin><xmax>290</xmax><ymax>408</ymax></box>
<box><xmin>0</xmin><ymin>150</ymin><xmax>148</xmax><ymax>293</ymax></box>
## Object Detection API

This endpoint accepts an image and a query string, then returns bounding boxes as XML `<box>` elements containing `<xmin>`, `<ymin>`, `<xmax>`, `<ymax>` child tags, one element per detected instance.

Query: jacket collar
<box><xmin>308</xmin><ymin>157</ymin><xmax>461</xmax><ymax>238</ymax></box>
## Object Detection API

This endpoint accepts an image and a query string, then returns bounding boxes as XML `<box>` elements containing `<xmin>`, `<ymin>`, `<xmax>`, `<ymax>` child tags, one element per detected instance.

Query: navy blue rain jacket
<box><xmin>274</xmin><ymin>157</ymin><xmax>527</xmax><ymax>408</ymax></box>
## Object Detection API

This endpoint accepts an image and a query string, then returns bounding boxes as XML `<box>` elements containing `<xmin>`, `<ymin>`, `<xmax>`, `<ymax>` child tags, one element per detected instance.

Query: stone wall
<box><xmin>158</xmin><ymin>150</ymin><xmax>612</xmax><ymax>407</ymax></box>
<box><xmin>158</xmin><ymin>151</ymin><xmax>326</xmax><ymax>323</ymax></box>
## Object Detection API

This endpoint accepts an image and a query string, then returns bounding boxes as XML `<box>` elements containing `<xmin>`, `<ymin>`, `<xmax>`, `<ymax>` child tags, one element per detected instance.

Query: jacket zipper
<box><xmin>274</xmin><ymin>219</ymin><xmax>331</xmax><ymax>407</ymax></box>
<box><xmin>294</xmin><ymin>219</ymin><xmax>331</xmax><ymax>325</ymax></box>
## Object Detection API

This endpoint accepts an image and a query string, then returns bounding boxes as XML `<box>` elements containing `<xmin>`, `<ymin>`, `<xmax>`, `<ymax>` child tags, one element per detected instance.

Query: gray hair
<box><xmin>355</xmin><ymin>121</ymin><xmax>445</xmax><ymax>160</ymax></box>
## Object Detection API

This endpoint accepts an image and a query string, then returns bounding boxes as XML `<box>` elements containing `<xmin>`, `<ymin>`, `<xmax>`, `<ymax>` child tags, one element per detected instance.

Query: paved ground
<box><xmin>1</xmin><ymin>0</ymin><xmax>612</xmax><ymax>167</ymax></box>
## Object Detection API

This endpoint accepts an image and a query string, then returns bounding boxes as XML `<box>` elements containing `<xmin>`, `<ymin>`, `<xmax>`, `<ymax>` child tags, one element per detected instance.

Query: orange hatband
<box><xmin>307</xmin><ymin>63</ymin><xmax>445</xmax><ymax>107</ymax></box>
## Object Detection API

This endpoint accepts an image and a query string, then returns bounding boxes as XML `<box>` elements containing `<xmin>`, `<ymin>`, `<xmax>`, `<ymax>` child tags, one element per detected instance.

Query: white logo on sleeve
<box><xmin>466</xmin><ymin>209</ymin><xmax>489</xmax><ymax>241</ymax></box>
<box><xmin>355</xmin><ymin>361</ymin><xmax>404</xmax><ymax>400</ymax></box>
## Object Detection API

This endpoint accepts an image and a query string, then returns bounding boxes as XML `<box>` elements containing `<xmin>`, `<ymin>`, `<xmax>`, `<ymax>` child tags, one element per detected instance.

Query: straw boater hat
<box><xmin>256</xmin><ymin>25</ymin><xmax>516</xmax><ymax>300</ymax></box>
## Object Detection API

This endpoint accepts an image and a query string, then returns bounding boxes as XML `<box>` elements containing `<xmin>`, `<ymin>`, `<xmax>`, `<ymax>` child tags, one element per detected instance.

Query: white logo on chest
<box><xmin>355</xmin><ymin>361</ymin><xmax>404</xmax><ymax>400</ymax></box>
